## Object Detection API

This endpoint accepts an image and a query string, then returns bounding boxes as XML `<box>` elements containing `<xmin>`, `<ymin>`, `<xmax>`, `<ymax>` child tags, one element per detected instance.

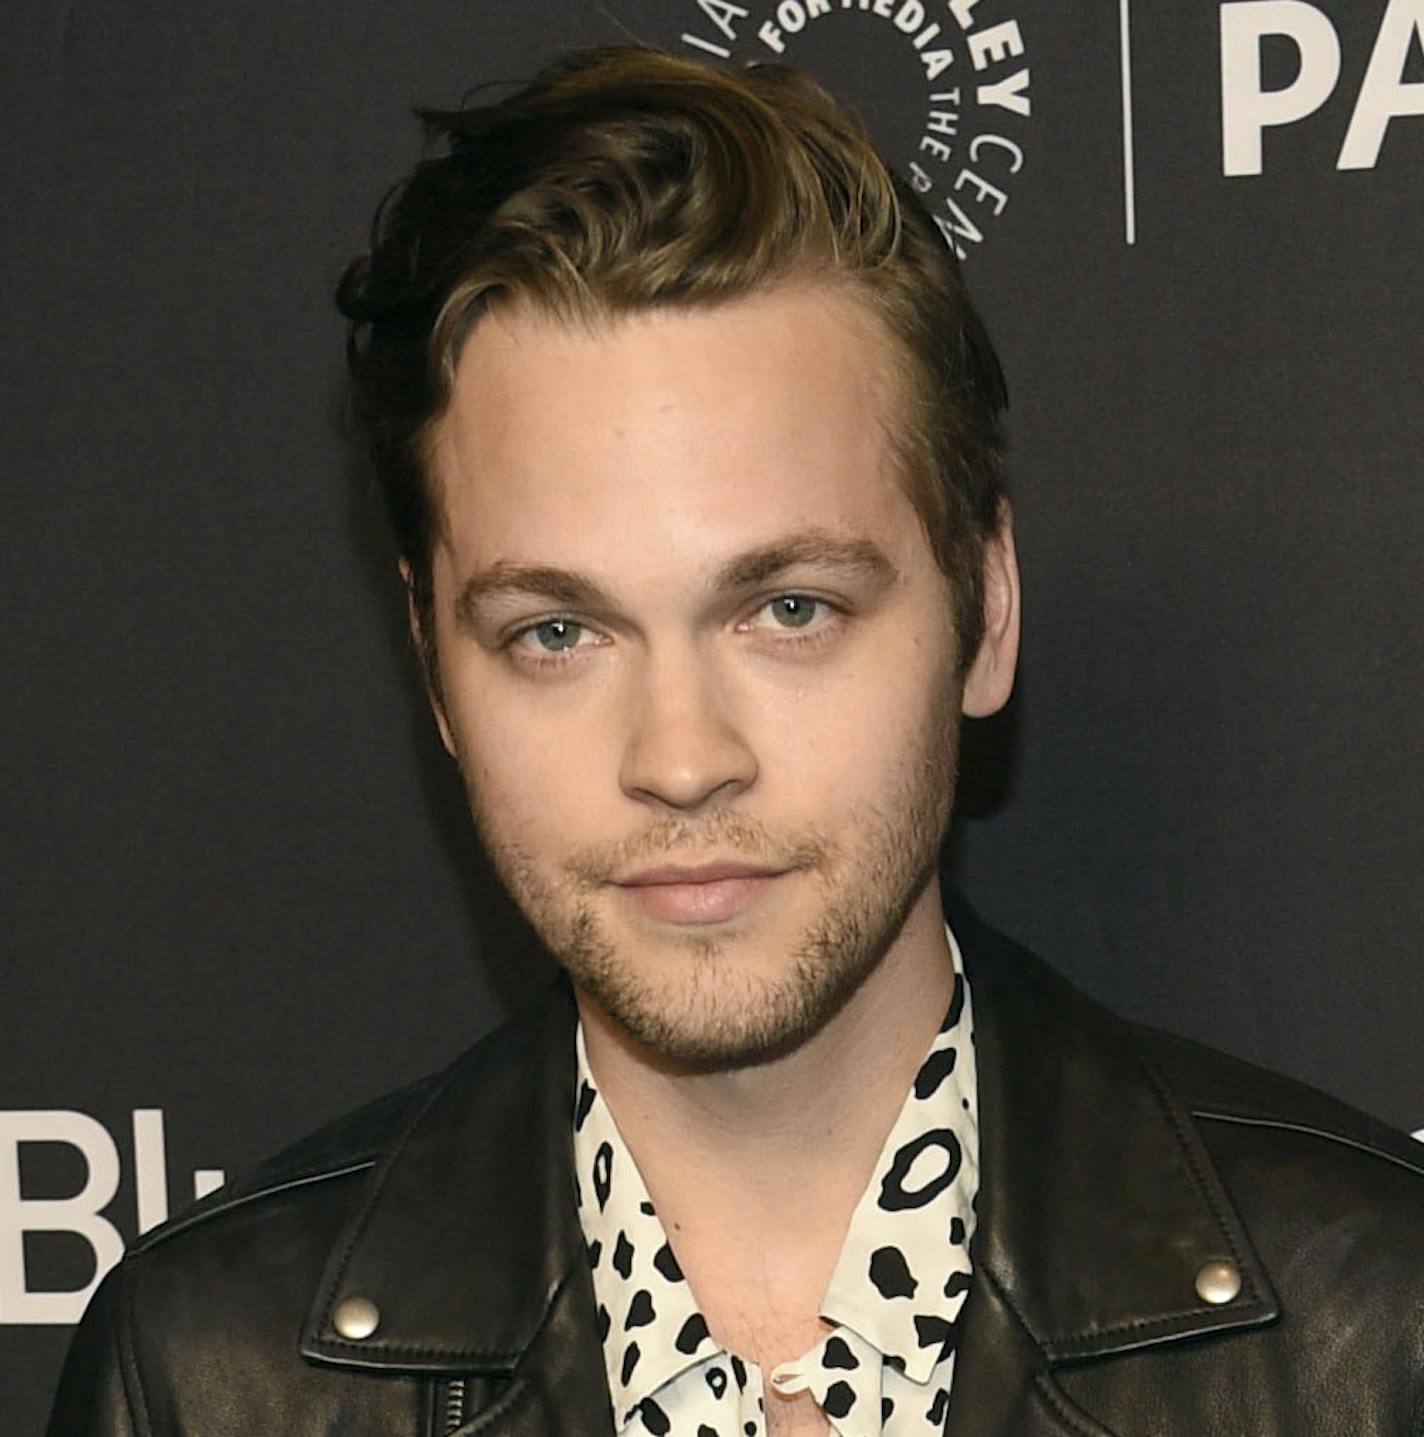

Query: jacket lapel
<box><xmin>944</xmin><ymin>897</ymin><xmax>1278</xmax><ymax>1435</ymax></box>
<box><xmin>946</xmin><ymin>1273</ymin><xmax>1121</xmax><ymax>1437</ymax></box>
<box><xmin>299</xmin><ymin>979</ymin><xmax>613</xmax><ymax>1434</ymax></box>
<box><xmin>464</xmin><ymin>1259</ymin><xmax>614</xmax><ymax>1437</ymax></box>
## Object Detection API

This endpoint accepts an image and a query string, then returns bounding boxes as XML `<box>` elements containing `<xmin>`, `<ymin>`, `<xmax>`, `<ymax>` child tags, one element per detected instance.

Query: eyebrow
<box><xmin>712</xmin><ymin>531</ymin><xmax>899</xmax><ymax>591</ymax></box>
<box><xmin>455</xmin><ymin>564</ymin><xmax>610</xmax><ymax>627</ymax></box>
<box><xmin>453</xmin><ymin>529</ymin><xmax>899</xmax><ymax>627</ymax></box>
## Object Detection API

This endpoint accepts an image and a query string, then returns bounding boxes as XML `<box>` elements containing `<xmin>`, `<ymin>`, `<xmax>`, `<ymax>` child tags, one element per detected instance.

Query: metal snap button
<box><xmin>1194</xmin><ymin>1260</ymin><xmax>1242</xmax><ymax>1306</ymax></box>
<box><xmin>333</xmin><ymin>1295</ymin><xmax>381</xmax><ymax>1340</ymax></box>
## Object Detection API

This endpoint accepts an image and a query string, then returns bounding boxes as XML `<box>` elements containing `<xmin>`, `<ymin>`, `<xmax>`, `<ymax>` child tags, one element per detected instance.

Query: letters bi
<box><xmin>0</xmin><ymin>1110</ymin><xmax>224</xmax><ymax>1325</ymax></box>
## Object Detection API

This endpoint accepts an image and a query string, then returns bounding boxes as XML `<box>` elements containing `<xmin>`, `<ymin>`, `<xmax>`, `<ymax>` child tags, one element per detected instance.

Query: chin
<box><xmin>471</xmin><ymin>749</ymin><xmax>955</xmax><ymax>1069</ymax></box>
<box><xmin>563</xmin><ymin>900</ymin><xmax>901</xmax><ymax>1071</ymax></box>
<box><xmin>584</xmin><ymin>968</ymin><xmax>861</xmax><ymax>1071</ymax></box>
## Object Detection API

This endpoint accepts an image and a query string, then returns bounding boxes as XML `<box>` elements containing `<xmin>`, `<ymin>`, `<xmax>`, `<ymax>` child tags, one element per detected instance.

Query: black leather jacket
<box><xmin>47</xmin><ymin>903</ymin><xmax>1424</xmax><ymax>1435</ymax></box>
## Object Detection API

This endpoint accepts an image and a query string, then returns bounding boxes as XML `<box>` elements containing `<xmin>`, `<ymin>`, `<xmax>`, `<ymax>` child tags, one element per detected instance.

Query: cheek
<box><xmin>753</xmin><ymin>643</ymin><xmax>958</xmax><ymax>799</ymax></box>
<box><xmin>444</xmin><ymin>679</ymin><xmax>615</xmax><ymax>850</ymax></box>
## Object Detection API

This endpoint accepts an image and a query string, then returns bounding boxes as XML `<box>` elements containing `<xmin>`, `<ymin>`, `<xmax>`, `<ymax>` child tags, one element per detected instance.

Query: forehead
<box><xmin>427</xmin><ymin>285</ymin><xmax>926</xmax><ymax>585</ymax></box>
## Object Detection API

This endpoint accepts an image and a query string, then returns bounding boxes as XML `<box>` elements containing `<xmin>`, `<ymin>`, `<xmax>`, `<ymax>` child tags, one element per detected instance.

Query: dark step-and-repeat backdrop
<box><xmin>4</xmin><ymin>2</ymin><xmax>1421</xmax><ymax>1428</ymax></box>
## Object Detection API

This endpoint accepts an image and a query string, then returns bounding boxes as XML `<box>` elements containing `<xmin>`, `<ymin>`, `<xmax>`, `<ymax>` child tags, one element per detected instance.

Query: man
<box><xmin>47</xmin><ymin>45</ymin><xmax>1424</xmax><ymax>1437</ymax></box>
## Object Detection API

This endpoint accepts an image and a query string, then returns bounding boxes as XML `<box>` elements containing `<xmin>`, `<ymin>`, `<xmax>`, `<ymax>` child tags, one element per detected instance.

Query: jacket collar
<box><xmin>300</xmin><ymin>983</ymin><xmax>598</xmax><ymax>1370</ymax></box>
<box><xmin>300</xmin><ymin>896</ymin><xmax>1278</xmax><ymax>1432</ymax></box>
<box><xmin>945</xmin><ymin>894</ymin><xmax>1277</xmax><ymax>1367</ymax></box>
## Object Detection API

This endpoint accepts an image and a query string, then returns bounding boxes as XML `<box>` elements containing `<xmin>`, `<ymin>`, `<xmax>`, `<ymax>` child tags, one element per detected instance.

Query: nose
<box><xmin>618</xmin><ymin>648</ymin><xmax>758</xmax><ymax>812</ymax></box>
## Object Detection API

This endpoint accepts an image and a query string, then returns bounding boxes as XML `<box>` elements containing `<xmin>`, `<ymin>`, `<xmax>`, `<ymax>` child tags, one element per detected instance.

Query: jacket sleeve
<box><xmin>45</xmin><ymin>1264</ymin><xmax>146</xmax><ymax>1437</ymax></box>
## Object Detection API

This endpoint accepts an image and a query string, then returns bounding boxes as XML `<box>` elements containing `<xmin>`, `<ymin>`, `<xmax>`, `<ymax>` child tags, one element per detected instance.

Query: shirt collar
<box><xmin>819</xmin><ymin>924</ymin><xmax>978</xmax><ymax>1382</ymax></box>
<box><xmin>571</xmin><ymin>924</ymin><xmax>979</xmax><ymax>1422</ymax></box>
<box><xmin>572</xmin><ymin>1022</ymin><xmax>715</xmax><ymax>1426</ymax></box>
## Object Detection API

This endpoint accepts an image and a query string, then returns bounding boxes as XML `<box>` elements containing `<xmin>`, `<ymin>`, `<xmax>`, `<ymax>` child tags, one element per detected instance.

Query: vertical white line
<box><xmin>131</xmin><ymin>1109</ymin><xmax>169</xmax><ymax>1235</ymax></box>
<box><xmin>1119</xmin><ymin>0</ymin><xmax>1137</xmax><ymax>245</ymax></box>
<box><xmin>682</xmin><ymin>33</ymin><xmax>732</xmax><ymax>59</ymax></box>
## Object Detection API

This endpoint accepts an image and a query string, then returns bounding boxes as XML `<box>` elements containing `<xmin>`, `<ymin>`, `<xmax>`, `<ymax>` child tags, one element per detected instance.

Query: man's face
<box><xmin>424</xmin><ymin>285</ymin><xmax>1014</xmax><ymax>1067</ymax></box>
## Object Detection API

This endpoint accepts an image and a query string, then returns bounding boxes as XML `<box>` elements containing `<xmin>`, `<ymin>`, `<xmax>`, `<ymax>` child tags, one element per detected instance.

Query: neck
<box><xmin>576</xmin><ymin>880</ymin><xmax>954</xmax><ymax>1243</ymax></box>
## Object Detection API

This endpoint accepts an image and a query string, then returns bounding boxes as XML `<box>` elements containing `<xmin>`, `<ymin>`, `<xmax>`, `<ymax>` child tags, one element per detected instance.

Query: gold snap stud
<box><xmin>333</xmin><ymin>1295</ymin><xmax>381</xmax><ymax>1340</ymax></box>
<box><xmin>1194</xmin><ymin>1260</ymin><xmax>1242</xmax><ymax>1306</ymax></box>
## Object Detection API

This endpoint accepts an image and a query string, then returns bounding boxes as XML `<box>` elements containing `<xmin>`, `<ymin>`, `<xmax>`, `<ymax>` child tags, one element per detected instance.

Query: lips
<box><xmin>619</xmin><ymin>861</ymin><xmax>782</xmax><ymax>886</ymax></box>
<box><xmin>615</xmin><ymin>861</ymin><xmax>790</xmax><ymax>924</ymax></box>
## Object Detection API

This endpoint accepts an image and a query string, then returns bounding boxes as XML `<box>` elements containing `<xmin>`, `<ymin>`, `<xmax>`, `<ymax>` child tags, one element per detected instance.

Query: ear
<box><xmin>961</xmin><ymin>499</ymin><xmax>1021</xmax><ymax>718</ymax></box>
<box><xmin>398</xmin><ymin>558</ymin><xmax>458</xmax><ymax>759</ymax></box>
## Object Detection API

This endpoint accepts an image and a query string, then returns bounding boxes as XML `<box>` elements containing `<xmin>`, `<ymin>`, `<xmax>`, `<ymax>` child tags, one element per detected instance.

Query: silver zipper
<box><xmin>444</xmin><ymin>1377</ymin><xmax>467</xmax><ymax>1431</ymax></box>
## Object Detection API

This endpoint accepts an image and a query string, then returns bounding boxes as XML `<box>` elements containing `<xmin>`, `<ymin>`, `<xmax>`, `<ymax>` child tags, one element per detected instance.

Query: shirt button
<box><xmin>1194</xmin><ymin>1260</ymin><xmax>1242</xmax><ymax>1306</ymax></box>
<box><xmin>332</xmin><ymin>1295</ymin><xmax>381</xmax><ymax>1339</ymax></box>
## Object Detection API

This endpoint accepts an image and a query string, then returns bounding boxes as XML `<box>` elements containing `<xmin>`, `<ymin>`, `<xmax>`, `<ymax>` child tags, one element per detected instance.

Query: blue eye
<box><xmin>767</xmin><ymin>595</ymin><xmax>819</xmax><ymax>628</ymax></box>
<box><xmin>529</xmin><ymin>618</ymin><xmax>583</xmax><ymax>651</ymax></box>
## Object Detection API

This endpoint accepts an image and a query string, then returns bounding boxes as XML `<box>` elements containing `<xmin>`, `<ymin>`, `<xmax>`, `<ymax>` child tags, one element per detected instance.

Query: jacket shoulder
<box><xmin>131</xmin><ymin>978</ymin><xmax>576</xmax><ymax>1254</ymax></box>
<box><xmin>51</xmin><ymin>1072</ymin><xmax>449</xmax><ymax>1437</ymax></box>
<box><xmin>1136</xmin><ymin>1020</ymin><xmax>1424</xmax><ymax>1181</ymax></box>
<box><xmin>1137</xmin><ymin>1020</ymin><xmax>1424</xmax><ymax>1400</ymax></box>
<box><xmin>130</xmin><ymin>1065</ymin><xmax>442</xmax><ymax>1256</ymax></box>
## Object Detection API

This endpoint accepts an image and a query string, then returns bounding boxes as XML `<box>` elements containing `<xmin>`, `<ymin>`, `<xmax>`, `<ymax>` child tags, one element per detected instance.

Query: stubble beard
<box><xmin>465</xmin><ymin>688</ymin><xmax>961</xmax><ymax>1071</ymax></box>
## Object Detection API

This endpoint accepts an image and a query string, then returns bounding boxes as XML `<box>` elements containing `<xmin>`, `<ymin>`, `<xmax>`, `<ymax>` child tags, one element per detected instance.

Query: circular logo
<box><xmin>677</xmin><ymin>0</ymin><xmax>1032</xmax><ymax>258</ymax></box>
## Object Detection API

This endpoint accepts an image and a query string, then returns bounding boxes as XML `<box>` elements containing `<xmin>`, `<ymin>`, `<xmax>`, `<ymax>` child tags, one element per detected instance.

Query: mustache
<box><xmin>565</xmin><ymin>811</ymin><xmax>831</xmax><ymax>886</ymax></box>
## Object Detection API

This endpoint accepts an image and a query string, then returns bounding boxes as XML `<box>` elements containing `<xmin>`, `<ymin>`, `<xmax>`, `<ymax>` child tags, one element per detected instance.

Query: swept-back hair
<box><xmin>337</xmin><ymin>45</ymin><xmax>1008</xmax><ymax>666</ymax></box>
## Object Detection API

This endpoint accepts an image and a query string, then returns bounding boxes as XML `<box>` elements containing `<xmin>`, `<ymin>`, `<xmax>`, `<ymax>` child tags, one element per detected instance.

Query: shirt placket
<box><xmin>767</xmin><ymin>1326</ymin><xmax>882</xmax><ymax>1437</ymax></box>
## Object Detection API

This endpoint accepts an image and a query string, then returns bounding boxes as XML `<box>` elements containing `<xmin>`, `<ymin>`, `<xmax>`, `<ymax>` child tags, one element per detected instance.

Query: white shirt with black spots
<box><xmin>572</xmin><ymin>925</ymin><xmax>979</xmax><ymax>1437</ymax></box>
